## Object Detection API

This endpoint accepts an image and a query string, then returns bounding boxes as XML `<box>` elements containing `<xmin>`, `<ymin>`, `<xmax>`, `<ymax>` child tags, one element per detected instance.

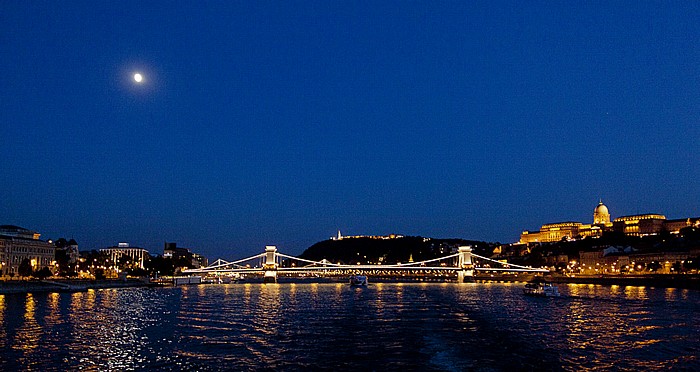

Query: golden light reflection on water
<box><xmin>247</xmin><ymin>283</ymin><xmax>283</xmax><ymax>364</ymax></box>
<box><xmin>0</xmin><ymin>295</ymin><xmax>5</xmax><ymax>348</ymax></box>
<box><xmin>86</xmin><ymin>288</ymin><xmax>96</xmax><ymax>307</ymax></box>
<box><xmin>289</xmin><ymin>282</ymin><xmax>297</xmax><ymax>302</ymax></box>
<box><xmin>395</xmin><ymin>283</ymin><xmax>404</xmax><ymax>302</ymax></box>
<box><xmin>624</xmin><ymin>286</ymin><xmax>648</xmax><ymax>300</ymax></box>
<box><xmin>243</xmin><ymin>283</ymin><xmax>252</xmax><ymax>307</ymax></box>
<box><xmin>558</xmin><ymin>281</ymin><xmax>681</xmax><ymax>368</ymax></box>
<box><xmin>259</xmin><ymin>284</ymin><xmax>282</xmax><ymax>323</ymax></box>
<box><xmin>566</xmin><ymin>283</ymin><xmax>583</xmax><ymax>297</ymax></box>
<box><xmin>13</xmin><ymin>293</ymin><xmax>40</xmax><ymax>359</ymax></box>
<box><xmin>99</xmin><ymin>288</ymin><xmax>117</xmax><ymax>310</ymax></box>
<box><xmin>44</xmin><ymin>292</ymin><xmax>62</xmax><ymax>333</ymax></box>
<box><xmin>665</xmin><ymin>288</ymin><xmax>676</xmax><ymax>301</ymax></box>
<box><xmin>0</xmin><ymin>283</ymin><xmax>696</xmax><ymax>370</ymax></box>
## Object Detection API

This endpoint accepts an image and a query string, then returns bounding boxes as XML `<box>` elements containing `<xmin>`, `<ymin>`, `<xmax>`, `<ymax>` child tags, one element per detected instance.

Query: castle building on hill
<box><xmin>519</xmin><ymin>201</ymin><xmax>699</xmax><ymax>243</ymax></box>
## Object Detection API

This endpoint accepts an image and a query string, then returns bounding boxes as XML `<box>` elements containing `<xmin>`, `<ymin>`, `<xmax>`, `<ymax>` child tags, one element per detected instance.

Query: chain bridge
<box><xmin>183</xmin><ymin>246</ymin><xmax>549</xmax><ymax>283</ymax></box>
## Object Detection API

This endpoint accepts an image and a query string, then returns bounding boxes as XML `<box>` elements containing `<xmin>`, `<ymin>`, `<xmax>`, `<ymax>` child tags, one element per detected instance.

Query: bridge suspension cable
<box><xmin>185</xmin><ymin>247</ymin><xmax>550</xmax><ymax>276</ymax></box>
<box><xmin>201</xmin><ymin>252</ymin><xmax>267</xmax><ymax>270</ymax></box>
<box><xmin>276</xmin><ymin>253</ymin><xmax>347</xmax><ymax>267</ymax></box>
<box><xmin>472</xmin><ymin>253</ymin><xmax>547</xmax><ymax>271</ymax></box>
<box><xmin>277</xmin><ymin>252</ymin><xmax>461</xmax><ymax>269</ymax></box>
<box><xmin>391</xmin><ymin>253</ymin><xmax>460</xmax><ymax>267</ymax></box>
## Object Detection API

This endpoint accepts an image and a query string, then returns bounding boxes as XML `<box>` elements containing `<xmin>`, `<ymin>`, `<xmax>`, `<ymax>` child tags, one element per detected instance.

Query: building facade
<box><xmin>0</xmin><ymin>225</ymin><xmax>56</xmax><ymax>276</ymax></box>
<box><xmin>520</xmin><ymin>202</ymin><xmax>613</xmax><ymax>243</ymax></box>
<box><xmin>612</xmin><ymin>214</ymin><xmax>666</xmax><ymax>236</ymax></box>
<box><xmin>519</xmin><ymin>202</ymin><xmax>699</xmax><ymax>244</ymax></box>
<box><xmin>100</xmin><ymin>242</ymin><xmax>149</xmax><ymax>269</ymax></box>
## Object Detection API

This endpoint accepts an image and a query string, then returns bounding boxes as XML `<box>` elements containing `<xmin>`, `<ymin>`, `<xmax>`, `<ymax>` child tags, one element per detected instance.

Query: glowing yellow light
<box><xmin>134</xmin><ymin>73</ymin><xmax>143</xmax><ymax>83</ymax></box>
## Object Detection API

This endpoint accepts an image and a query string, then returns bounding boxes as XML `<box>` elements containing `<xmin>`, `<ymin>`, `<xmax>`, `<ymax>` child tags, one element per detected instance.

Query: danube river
<box><xmin>1</xmin><ymin>282</ymin><xmax>698</xmax><ymax>371</ymax></box>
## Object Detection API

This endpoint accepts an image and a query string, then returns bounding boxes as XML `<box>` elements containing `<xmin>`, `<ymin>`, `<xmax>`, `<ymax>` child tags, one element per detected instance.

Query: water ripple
<box><xmin>0</xmin><ymin>283</ymin><xmax>698</xmax><ymax>370</ymax></box>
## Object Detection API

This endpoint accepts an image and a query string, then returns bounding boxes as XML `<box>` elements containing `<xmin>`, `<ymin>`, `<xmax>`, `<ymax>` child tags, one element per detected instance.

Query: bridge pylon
<box><xmin>263</xmin><ymin>245</ymin><xmax>278</xmax><ymax>283</ymax></box>
<box><xmin>457</xmin><ymin>246</ymin><xmax>474</xmax><ymax>283</ymax></box>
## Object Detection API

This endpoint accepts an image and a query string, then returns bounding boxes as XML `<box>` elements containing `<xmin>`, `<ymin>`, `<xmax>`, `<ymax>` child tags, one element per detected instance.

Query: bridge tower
<box><xmin>263</xmin><ymin>245</ymin><xmax>278</xmax><ymax>283</ymax></box>
<box><xmin>457</xmin><ymin>246</ymin><xmax>474</xmax><ymax>283</ymax></box>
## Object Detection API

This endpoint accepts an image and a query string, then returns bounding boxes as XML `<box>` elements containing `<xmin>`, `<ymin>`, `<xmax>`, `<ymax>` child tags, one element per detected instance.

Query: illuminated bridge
<box><xmin>183</xmin><ymin>246</ymin><xmax>549</xmax><ymax>283</ymax></box>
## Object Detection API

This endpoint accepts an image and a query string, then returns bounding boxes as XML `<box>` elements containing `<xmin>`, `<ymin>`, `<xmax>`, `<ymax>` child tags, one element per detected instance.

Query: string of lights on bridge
<box><xmin>183</xmin><ymin>246</ymin><xmax>548</xmax><ymax>276</ymax></box>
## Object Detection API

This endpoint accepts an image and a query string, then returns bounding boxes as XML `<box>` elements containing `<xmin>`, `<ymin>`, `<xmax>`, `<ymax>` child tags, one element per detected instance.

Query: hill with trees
<box><xmin>297</xmin><ymin>236</ymin><xmax>496</xmax><ymax>265</ymax></box>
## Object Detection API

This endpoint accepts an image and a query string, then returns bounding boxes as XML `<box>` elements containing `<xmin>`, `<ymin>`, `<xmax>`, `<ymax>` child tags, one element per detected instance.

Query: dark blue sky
<box><xmin>2</xmin><ymin>2</ymin><xmax>699</xmax><ymax>258</ymax></box>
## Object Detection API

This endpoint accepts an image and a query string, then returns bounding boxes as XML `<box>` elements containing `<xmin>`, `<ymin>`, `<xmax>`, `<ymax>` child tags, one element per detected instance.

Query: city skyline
<box><xmin>2</xmin><ymin>2</ymin><xmax>699</xmax><ymax>258</ymax></box>
<box><xmin>4</xmin><ymin>197</ymin><xmax>698</xmax><ymax>258</ymax></box>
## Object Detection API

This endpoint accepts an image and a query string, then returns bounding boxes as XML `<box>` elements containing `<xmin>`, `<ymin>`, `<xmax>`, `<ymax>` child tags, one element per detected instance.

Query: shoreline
<box><xmin>2</xmin><ymin>275</ymin><xmax>698</xmax><ymax>294</ymax></box>
<box><xmin>546</xmin><ymin>275</ymin><xmax>700</xmax><ymax>290</ymax></box>
<box><xmin>475</xmin><ymin>274</ymin><xmax>700</xmax><ymax>290</ymax></box>
<box><xmin>0</xmin><ymin>279</ymin><xmax>161</xmax><ymax>295</ymax></box>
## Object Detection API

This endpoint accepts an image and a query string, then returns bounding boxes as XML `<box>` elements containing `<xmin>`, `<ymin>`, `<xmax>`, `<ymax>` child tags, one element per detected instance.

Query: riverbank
<box><xmin>547</xmin><ymin>274</ymin><xmax>700</xmax><ymax>290</ymax></box>
<box><xmin>0</xmin><ymin>279</ymin><xmax>160</xmax><ymax>294</ymax></box>
<box><xmin>475</xmin><ymin>273</ymin><xmax>700</xmax><ymax>290</ymax></box>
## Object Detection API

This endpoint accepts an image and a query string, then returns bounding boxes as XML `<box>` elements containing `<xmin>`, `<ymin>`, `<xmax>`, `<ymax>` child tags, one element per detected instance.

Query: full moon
<box><xmin>133</xmin><ymin>73</ymin><xmax>143</xmax><ymax>83</ymax></box>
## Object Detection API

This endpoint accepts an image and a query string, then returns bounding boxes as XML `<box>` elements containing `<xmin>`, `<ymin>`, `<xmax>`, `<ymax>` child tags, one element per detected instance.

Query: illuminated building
<box><xmin>612</xmin><ymin>215</ymin><xmax>700</xmax><ymax>236</ymax></box>
<box><xmin>664</xmin><ymin>218</ymin><xmax>700</xmax><ymax>233</ymax></box>
<box><xmin>520</xmin><ymin>201</ymin><xmax>613</xmax><ymax>243</ymax></box>
<box><xmin>520</xmin><ymin>222</ymin><xmax>582</xmax><ymax>243</ymax></box>
<box><xmin>612</xmin><ymin>214</ymin><xmax>666</xmax><ymax>236</ymax></box>
<box><xmin>520</xmin><ymin>201</ymin><xmax>700</xmax><ymax>243</ymax></box>
<box><xmin>0</xmin><ymin>225</ymin><xmax>55</xmax><ymax>276</ymax></box>
<box><xmin>100</xmin><ymin>242</ymin><xmax>149</xmax><ymax>269</ymax></box>
<box><xmin>593</xmin><ymin>201</ymin><xmax>611</xmax><ymax>225</ymax></box>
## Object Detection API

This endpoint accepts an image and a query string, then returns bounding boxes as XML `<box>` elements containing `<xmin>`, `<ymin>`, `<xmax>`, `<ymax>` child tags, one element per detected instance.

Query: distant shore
<box><xmin>475</xmin><ymin>273</ymin><xmax>700</xmax><ymax>290</ymax></box>
<box><xmin>2</xmin><ymin>275</ymin><xmax>698</xmax><ymax>294</ymax></box>
<box><xmin>0</xmin><ymin>279</ymin><xmax>160</xmax><ymax>295</ymax></box>
<box><xmin>547</xmin><ymin>274</ymin><xmax>700</xmax><ymax>290</ymax></box>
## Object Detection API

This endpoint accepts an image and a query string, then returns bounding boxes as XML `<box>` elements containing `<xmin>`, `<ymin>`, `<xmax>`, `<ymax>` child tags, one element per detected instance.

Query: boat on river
<box><xmin>523</xmin><ymin>278</ymin><xmax>560</xmax><ymax>297</ymax></box>
<box><xmin>349</xmin><ymin>275</ymin><xmax>368</xmax><ymax>286</ymax></box>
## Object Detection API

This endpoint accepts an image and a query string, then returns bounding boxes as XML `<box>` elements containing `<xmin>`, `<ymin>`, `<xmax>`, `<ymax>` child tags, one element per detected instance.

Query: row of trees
<box><xmin>298</xmin><ymin>236</ymin><xmax>496</xmax><ymax>265</ymax></box>
<box><xmin>11</xmin><ymin>258</ymin><xmax>53</xmax><ymax>279</ymax></box>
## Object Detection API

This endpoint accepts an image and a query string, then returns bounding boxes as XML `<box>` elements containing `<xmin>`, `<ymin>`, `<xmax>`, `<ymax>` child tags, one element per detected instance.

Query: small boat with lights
<box><xmin>523</xmin><ymin>278</ymin><xmax>560</xmax><ymax>297</ymax></box>
<box><xmin>349</xmin><ymin>275</ymin><xmax>368</xmax><ymax>286</ymax></box>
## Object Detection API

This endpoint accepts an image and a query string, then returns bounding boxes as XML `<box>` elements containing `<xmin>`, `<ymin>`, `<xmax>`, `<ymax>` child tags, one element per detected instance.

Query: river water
<box><xmin>0</xmin><ymin>282</ymin><xmax>698</xmax><ymax>371</ymax></box>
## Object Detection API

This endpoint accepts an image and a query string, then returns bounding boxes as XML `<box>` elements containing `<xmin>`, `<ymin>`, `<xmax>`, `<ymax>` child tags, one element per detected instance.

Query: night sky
<box><xmin>2</xmin><ymin>2</ymin><xmax>698</xmax><ymax>259</ymax></box>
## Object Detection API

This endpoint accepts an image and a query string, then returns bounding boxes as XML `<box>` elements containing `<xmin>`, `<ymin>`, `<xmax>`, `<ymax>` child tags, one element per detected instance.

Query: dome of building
<box><xmin>593</xmin><ymin>200</ymin><xmax>611</xmax><ymax>225</ymax></box>
<box><xmin>594</xmin><ymin>202</ymin><xmax>608</xmax><ymax>215</ymax></box>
